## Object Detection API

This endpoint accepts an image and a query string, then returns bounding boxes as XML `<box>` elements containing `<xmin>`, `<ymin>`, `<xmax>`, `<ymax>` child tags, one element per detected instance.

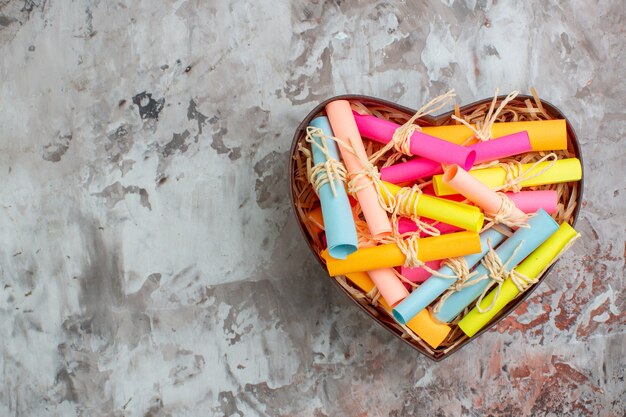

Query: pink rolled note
<box><xmin>368</xmin><ymin>268</ymin><xmax>409</xmax><ymax>307</ymax></box>
<box><xmin>352</xmin><ymin>112</ymin><xmax>476</xmax><ymax>169</ymax></box>
<box><xmin>506</xmin><ymin>190</ymin><xmax>558</xmax><ymax>214</ymax></box>
<box><xmin>401</xmin><ymin>260</ymin><xmax>442</xmax><ymax>284</ymax></box>
<box><xmin>421</xmin><ymin>185</ymin><xmax>558</xmax><ymax>214</ymax></box>
<box><xmin>397</xmin><ymin>217</ymin><xmax>461</xmax><ymax>236</ymax></box>
<box><xmin>442</xmin><ymin>165</ymin><xmax>526</xmax><ymax>221</ymax></box>
<box><xmin>382</xmin><ymin>158</ymin><xmax>443</xmax><ymax>184</ymax></box>
<box><xmin>326</xmin><ymin>101</ymin><xmax>391</xmax><ymax>238</ymax></box>
<box><xmin>470</xmin><ymin>131</ymin><xmax>531</xmax><ymax>162</ymax></box>
<box><xmin>380</xmin><ymin>130</ymin><xmax>532</xmax><ymax>184</ymax></box>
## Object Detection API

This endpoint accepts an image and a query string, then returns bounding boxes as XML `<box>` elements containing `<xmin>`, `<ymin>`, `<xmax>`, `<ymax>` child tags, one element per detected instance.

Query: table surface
<box><xmin>1</xmin><ymin>1</ymin><xmax>624</xmax><ymax>416</ymax></box>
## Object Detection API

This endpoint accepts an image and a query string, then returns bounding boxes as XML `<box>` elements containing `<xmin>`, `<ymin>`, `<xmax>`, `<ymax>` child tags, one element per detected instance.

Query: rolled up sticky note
<box><xmin>432</xmin><ymin>158</ymin><xmax>582</xmax><ymax>196</ymax></box>
<box><xmin>381</xmin><ymin>157</ymin><xmax>443</xmax><ymax>184</ymax></box>
<box><xmin>307</xmin><ymin>207</ymin><xmax>325</xmax><ymax>232</ymax></box>
<box><xmin>352</xmin><ymin>112</ymin><xmax>476</xmax><ymax>169</ymax></box>
<box><xmin>326</xmin><ymin>101</ymin><xmax>391</xmax><ymax>238</ymax></box>
<box><xmin>381</xmin><ymin>182</ymin><xmax>484</xmax><ymax>232</ymax></box>
<box><xmin>433</xmin><ymin>209</ymin><xmax>559</xmax><ymax>322</ymax></box>
<box><xmin>309</xmin><ymin>117</ymin><xmax>358</xmax><ymax>259</ymax></box>
<box><xmin>458</xmin><ymin>222</ymin><xmax>578</xmax><ymax>337</ymax></box>
<box><xmin>397</xmin><ymin>217</ymin><xmax>461</xmax><ymax>236</ymax></box>
<box><xmin>345</xmin><ymin>272</ymin><xmax>451</xmax><ymax>348</ymax></box>
<box><xmin>368</xmin><ymin>268</ymin><xmax>409</xmax><ymax>307</ymax></box>
<box><xmin>506</xmin><ymin>190</ymin><xmax>558</xmax><ymax>214</ymax></box>
<box><xmin>421</xmin><ymin>119</ymin><xmax>567</xmax><ymax>151</ymax></box>
<box><xmin>392</xmin><ymin>228</ymin><xmax>506</xmax><ymax>325</ymax></box>
<box><xmin>469</xmin><ymin>131</ymin><xmax>533</xmax><ymax>162</ymax></box>
<box><xmin>381</xmin><ymin>131</ymin><xmax>533</xmax><ymax>183</ymax></box>
<box><xmin>422</xmin><ymin>188</ymin><xmax>557</xmax><ymax>214</ymax></box>
<box><xmin>321</xmin><ymin>231</ymin><xmax>482</xmax><ymax>276</ymax></box>
<box><xmin>442</xmin><ymin>164</ymin><xmax>526</xmax><ymax>221</ymax></box>
<box><xmin>401</xmin><ymin>260</ymin><xmax>442</xmax><ymax>284</ymax></box>
<box><xmin>344</xmin><ymin>272</ymin><xmax>377</xmax><ymax>293</ymax></box>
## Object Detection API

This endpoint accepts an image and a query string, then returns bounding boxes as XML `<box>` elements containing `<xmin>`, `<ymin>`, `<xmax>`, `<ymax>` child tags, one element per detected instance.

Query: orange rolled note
<box><xmin>326</xmin><ymin>100</ymin><xmax>391</xmax><ymax>238</ymax></box>
<box><xmin>442</xmin><ymin>165</ymin><xmax>526</xmax><ymax>220</ymax></box>
<box><xmin>421</xmin><ymin>119</ymin><xmax>567</xmax><ymax>151</ymax></box>
<box><xmin>307</xmin><ymin>207</ymin><xmax>325</xmax><ymax>232</ymax></box>
<box><xmin>345</xmin><ymin>272</ymin><xmax>451</xmax><ymax>348</ymax></box>
<box><xmin>322</xmin><ymin>231</ymin><xmax>481</xmax><ymax>276</ymax></box>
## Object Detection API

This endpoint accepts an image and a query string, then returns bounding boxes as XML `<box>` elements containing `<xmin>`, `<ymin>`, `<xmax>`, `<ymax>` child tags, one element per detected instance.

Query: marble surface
<box><xmin>0</xmin><ymin>0</ymin><xmax>624</xmax><ymax>415</ymax></box>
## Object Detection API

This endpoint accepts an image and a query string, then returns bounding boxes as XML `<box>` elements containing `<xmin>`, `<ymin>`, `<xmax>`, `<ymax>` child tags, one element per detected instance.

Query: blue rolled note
<box><xmin>434</xmin><ymin>209</ymin><xmax>559</xmax><ymax>322</ymax></box>
<box><xmin>392</xmin><ymin>228</ymin><xmax>506</xmax><ymax>325</ymax></box>
<box><xmin>309</xmin><ymin>117</ymin><xmax>358</xmax><ymax>260</ymax></box>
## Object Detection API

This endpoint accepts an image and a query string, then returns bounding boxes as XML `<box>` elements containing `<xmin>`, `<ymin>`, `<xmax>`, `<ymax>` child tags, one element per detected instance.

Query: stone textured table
<box><xmin>0</xmin><ymin>1</ymin><xmax>624</xmax><ymax>416</ymax></box>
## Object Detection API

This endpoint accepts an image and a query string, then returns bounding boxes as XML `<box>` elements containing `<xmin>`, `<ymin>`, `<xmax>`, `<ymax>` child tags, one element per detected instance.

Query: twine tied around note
<box><xmin>391</xmin><ymin>186</ymin><xmax>435</xmax><ymax>270</ymax></box>
<box><xmin>430</xmin><ymin>238</ymin><xmax>522</xmax><ymax>314</ymax></box>
<box><xmin>390</xmin><ymin>89</ymin><xmax>457</xmax><ymax>154</ymax></box>
<box><xmin>431</xmin><ymin>256</ymin><xmax>479</xmax><ymax>313</ymax></box>
<box><xmin>374</xmin><ymin>90</ymin><xmax>457</xmax><ymax>169</ymax></box>
<box><xmin>385</xmin><ymin>184</ymin><xmax>467</xmax><ymax>284</ymax></box>
<box><xmin>482</xmin><ymin>193</ymin><xmax>532</xmax><ymax>231</ymax></box>
<box><xmin>300</xmin><ymin>126</ymin><xmax>348</xmax><ymax>198</ymax></box>
<box><xmin>301</xmin><ymin>125</ymin><xmax>397</xmax><ymax>212</ymax></box>
<box><xmin>452</xmin><ymin>89</ymin><xmax>519</xmax><ymax>143</ymax></box>
<box><xmin>392</xmin><ymin>184</ymin><xmax>442</xmax><ymax>238</ymax></box>
<box><xmin>496</xmin><ymin>152</ymin><xmax>559</xmax><ymax>193</ymax></box>
<box><xmin>473</xmin><ymin>240</ymin><xmax>526</xmax><ymax>313</ymax></box>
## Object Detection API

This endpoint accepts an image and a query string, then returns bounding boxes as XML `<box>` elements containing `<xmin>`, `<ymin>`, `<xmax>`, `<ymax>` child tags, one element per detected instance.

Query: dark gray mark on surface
<box><xmin>187</xmin><ymin>99</ymin><xmax>207</xmax><ymax>141</ymax></box>
<box><xmin>253</xmin><ymin>151</ymin><xmax>288</xmax><ymax>209</ymax></box>
<box><xmin>0</xmin><ymin>15</ymin><xmax>17</xmax><ymax>27</ymax></box>
<box><xmin>283</xmin><ymin>46</ymin><xmax>333</xmax><ymax>105</ymax></box>
<box><xmin>95</xmin><ymin>181</ymin><xmax>152</xmax><ymax>210</ymax></box>
<box><xmin>132</xmin><ymin>91</ymin><xmax>165</xmax><ymax>120</ymax></box>
<box><xmin>105</xmin><ymin>124</ymin><xmax>135</xmax><ymax>175</ymax></box>
<box><xmin>106</xmin><ymin>124</ymin><xmax>133</xmax><ymax>163</ymax></box>
<box><xmin>75</xmin><ymin>6</ymin><xmax>96</xmax><ymax>39</ymax></box>
<box><xmin>560</xmin><ymin>32</ymin><xmax>572</xmax><ymax>54</ymax></box>
<box><xmin>144</xmin><ymin>396</ymin><xmax>166</xmax><ymax>417</ymax></box>
<box><xmin>53</xmin><ymin>219</ymin><xmax>122</xmax><ymax>406</ymax></box>
<box><xmin>483</xmin><ymin>44</ymin><xmax>501</xmax><ymax>58</ymax></box>
<box><xmin>28</xmin><ymin>44</ymin><xmax>35</xmax><ymax>51</ymax></box>
<box><xmin>215</xmin><ymin>391</ymin><xmax>244</xmax><ymax>417</ymax></box>
<box><xmin>42</xmin><ymin>133</ymin><xmax>72</xmax><ymax>162</ymax></box>
<box><xmin>54</xmin><ymin>367</ymin><xmax>78</xmax><ymax>402</ymax></box>
<box><xmin>21</xmin><ymin>0</ymin><xmax>43</xmax><ymax>14</ymax></box>
<box><xmin>207</xmin><ymin>113</ymin><xmax>242</xmax><ymax>161</ymax></box>
<box><xmin>162</xmin><ymin>130</ymin><xmax>191</xmax><ymax>157</ymax></box>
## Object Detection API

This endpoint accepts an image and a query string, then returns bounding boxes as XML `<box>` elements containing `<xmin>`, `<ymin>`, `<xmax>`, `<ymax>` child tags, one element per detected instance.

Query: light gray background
<box><xmin>0</xmin><ymin>0</ymin><xmax>624</xmax><ymax>416</ymax></box>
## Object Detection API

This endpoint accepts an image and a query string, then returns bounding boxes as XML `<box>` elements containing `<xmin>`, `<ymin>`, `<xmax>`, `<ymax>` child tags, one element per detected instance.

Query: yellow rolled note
<box><xmin>458</xmin><ymin>222</ymin><xmax>579</xmax><ymax>337</ymax></box>
<box><xmin>345</xmin><ymin>272</ymin><xmax>451</xmax><ymax>348</ymax></box>
<box><xmin>322</xmin><ymin>231</ymin><xmax>481</xmax><ymax>276</ymax></box>
<box><xmin>432</xmin><ymin>158</ymin><xmax>582</xmax><ymax>196</ymax></box>
<box><xmin>421</xmin><ymin>119</ymin><xmax>567</xmax><ymax>151</ymax></box>
<box><xmin>381</xmin><ymin>181</ymin><xmax>484</xmax><ymax>232</ymax></box>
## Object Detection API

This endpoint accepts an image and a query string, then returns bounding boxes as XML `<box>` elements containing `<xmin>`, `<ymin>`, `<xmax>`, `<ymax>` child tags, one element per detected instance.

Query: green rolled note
<box><xmin>458</xmin><ymin>222</ymin><xmax>579</xmax><ymax>337</ymax></box>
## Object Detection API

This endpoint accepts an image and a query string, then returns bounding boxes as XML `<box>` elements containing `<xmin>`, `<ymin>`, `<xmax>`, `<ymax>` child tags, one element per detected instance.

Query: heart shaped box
<box><xmin>289</xmin><ymin>94</ymin><xmax>583</xmax><ymax>361</ymax></box>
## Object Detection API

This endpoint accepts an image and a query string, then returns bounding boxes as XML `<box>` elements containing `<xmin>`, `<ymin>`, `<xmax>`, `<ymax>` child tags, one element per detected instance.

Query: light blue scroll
<box><xmin>434</xmin><ymin>209</ymin><xmax>559</xmax><ymax>322</ymax></box>
<box><xmin>392</xmin><ymin>228</ymin><xmax>506</xmax><ymax>325</ymax></box>
<box><xmin>309</xmin><ymin>116</ymin><xmax>358</xmax><ymax>260</ymax></box>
